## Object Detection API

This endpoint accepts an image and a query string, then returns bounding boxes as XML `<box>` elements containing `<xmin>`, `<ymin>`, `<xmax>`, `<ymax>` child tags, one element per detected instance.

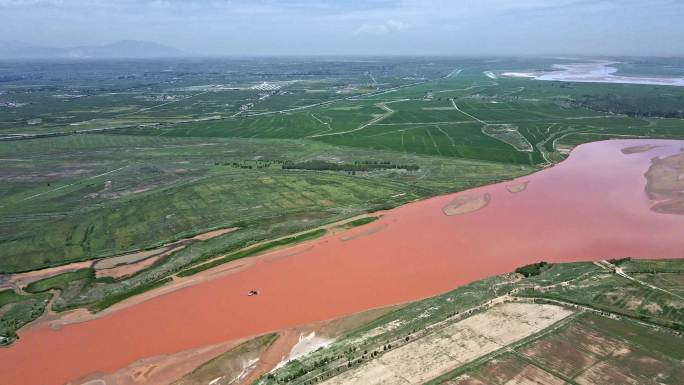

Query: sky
<box><xmin>1</xmin><ymin>0</ymin><xmax>683</xmax><ymax>56</ymax></box>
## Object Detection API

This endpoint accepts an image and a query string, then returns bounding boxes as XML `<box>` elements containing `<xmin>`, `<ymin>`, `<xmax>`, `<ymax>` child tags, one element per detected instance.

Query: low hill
<box><xmin>0</xmin><ymin>40</ymin><xmax>183</xmax><ymax>59</ymax></box>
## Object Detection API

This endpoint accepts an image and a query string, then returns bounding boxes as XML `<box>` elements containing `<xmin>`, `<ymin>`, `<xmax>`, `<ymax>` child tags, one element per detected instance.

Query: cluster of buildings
<box><xmin>0</xmin><ymin>101</ymin><xmax>27</xmax><ymax>108</ymax></box>
<box><xmin>250</xmin><ymin>82</ymin><xmax>281</xmax><ymax>91</ymax></box>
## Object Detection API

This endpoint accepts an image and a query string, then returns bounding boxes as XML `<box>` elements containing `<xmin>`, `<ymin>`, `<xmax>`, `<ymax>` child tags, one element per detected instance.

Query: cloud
<box><xmin>354</xmin><ymin>19</ymin><xmax>408</xmax><ymax>35</ymax></box>
<box><xmin>0</xmin><ymin>0</ymin><xmax>682</xmax><ymax>56</ymax></box>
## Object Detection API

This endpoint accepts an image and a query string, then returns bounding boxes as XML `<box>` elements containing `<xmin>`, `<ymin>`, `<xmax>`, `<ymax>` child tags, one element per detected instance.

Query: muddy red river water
<box><xmin>1</xmin><ymin>139</ymin><xmax>683</xmax><ymax>385</ymax></box>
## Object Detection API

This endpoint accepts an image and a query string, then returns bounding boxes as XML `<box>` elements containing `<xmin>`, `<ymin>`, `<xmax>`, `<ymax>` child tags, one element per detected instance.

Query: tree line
<box><xmin>282</xmin><ymin>160</ymin><xmax>419</xmax><ymax>172</ymax></box>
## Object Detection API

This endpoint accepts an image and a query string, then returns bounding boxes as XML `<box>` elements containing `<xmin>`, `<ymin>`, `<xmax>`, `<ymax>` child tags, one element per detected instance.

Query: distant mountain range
<box><xmin>0</xmin><ymin>40</ymin><xmax>184</xmax><ymax>59</ymax></box>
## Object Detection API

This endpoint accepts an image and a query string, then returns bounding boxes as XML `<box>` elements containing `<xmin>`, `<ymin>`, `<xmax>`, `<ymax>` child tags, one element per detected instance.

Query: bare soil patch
<box><xmin>622</xmin><ymin>144</ymin><xmax>659</xmax><ymax>154</ymax></box>
<box><xmin>561</xmin><ymin>323</ymin><xmax>624</xmax><ymax>357</ymax></box>
<box><xmin>521</xmin><ymin>333</ymin><xmax>598</xmax><ymax>377</ymax></box>
<box><xmin>66</xmin><ymin>339</ymin><xmax>244</xmax><ymax>385</ymax></box>
<box><xmin>645</xmin><ymin>152</ymin><xmax>684</xmax><ymax>214</ymax></box>
<box><xmin>322</xmin><ymin>303</ymin><xmax>573</xmax><ymax>384</ymax></box>
<box><xmin>476</xmin><ymin>355</ymin><xmax>528</xmax><ymax>384</ymax></box>
<box><xmin>93</xmin><ymin>245</ymin><xmax>183</xmax><ymax>270</ymax></box>
<box><xmin>643</xmin><ymin>302</ymin><xmax>663</xmax><ymax>314</ymax></box>
<box><xmin>506</xmin><ymin>181</ymin><xmax>529</xmax><ymax>194</ymax></box>
<box><xmin>94</xmin><ymin>255</ymin><xmax>166</xmax><ymax>280</ymax></box>
<box><xmin>192</xmin><ymin>227</ymin><xmax>239</xmax><ymax>241</ymax></box>
<box><xmin>575</xmin><ymin>361</ymin><xmax>639</xmax><ymax>385</ymax></box>
<box><xmin>5</xmin><ymin>261</ymin><xmax>93</xmax><ymax>289</ymax></box>
<box><xmin>443</xmin><ymin>193</ymin><xmax>491</xmax><ymax>216</ymax></box>
<box><xmin>503</xmin><ymin>364</ymin><xmax>565</xmax><ymax>385</ymax></box>
<box><xmin>446</xmin><ymin>375</ymin><xmax>489</xmax><ymax>385</ymax></box>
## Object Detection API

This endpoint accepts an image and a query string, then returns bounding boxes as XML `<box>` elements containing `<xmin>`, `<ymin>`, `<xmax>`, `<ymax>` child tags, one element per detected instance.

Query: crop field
<box><xmin>0</xmin><ymin>133</ymin><xmax>530</xmax><ymax>273</ymax></box>
<box><xmin>3</xmin><ymin>166</ymin><xmax>407</xmax><ymax>270</ymax></box>
<box><xmin>445</xmin><ymin>313</ymin><xmax>684</xmax><ymax>385</ymax></box>
<box><xmin>153</xmin><ymin>70</ymin><xmax>681</xmax><ymax>166</ymax></box>
<box><xmin>323</xmin><ymin>303</ymin><xmax>574</xmax><ymax>385</ymax></box>
<box><xmin>2</xmin><ymin>56</ymin><xmax>684</xmax><ymax>345</ymax></box>
<box><xmin>261</xmin><ymin>259</ymin><xmax>684</xmax><ymax>385</ymax></box>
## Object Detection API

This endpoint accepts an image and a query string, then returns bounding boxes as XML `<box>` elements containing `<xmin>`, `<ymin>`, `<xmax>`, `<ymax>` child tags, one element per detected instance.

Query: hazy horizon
<box><xmin>1</xmin><ymin>0</ymin><xmax>683</xmax><ymax>57</ymax></box>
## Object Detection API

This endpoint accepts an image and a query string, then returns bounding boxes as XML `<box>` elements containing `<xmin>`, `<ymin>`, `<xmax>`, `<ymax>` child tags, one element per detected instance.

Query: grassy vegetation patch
<box><xmin>343</xmin><ymin>216</ymin><xmax>380</xmax><ymax>229</ymax></box>
<box><xmin>0</xmin><ymin>290</ymin><xmax>27</xmax><ymax>308</ymax></box>
<box><xmin>0</xmin><ymin>289</ymin><xmax>26</xmax><ymax>307</ymax></box>
<box><xmin>88</xmin><ymin>277</ymin><xmax>172</xmax><ymax>313</ymax></box>
<box><xmin>0</xmin><ymin>293</ymin><xmax>51</xmax><ymax>344</ymax></box>
<box><xmin>177</xmin><ymin>228</ymin><xmax>326</xmax><ymax>277</ymax></box>
<box><xmin>24</xmin><ymin>268</ymin><xmax>95</xmax><ymax>293</ymax></box>
<box><xmin>517</xmin><ymin>261</ymin><xmax>684</xmax><ymax>332</ymax></box>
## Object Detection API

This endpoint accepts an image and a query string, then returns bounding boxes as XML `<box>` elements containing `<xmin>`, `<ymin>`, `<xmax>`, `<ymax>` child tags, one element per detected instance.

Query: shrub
<box><xmin>515</xmin><ymin>261</ymin><xmax>548</xmax><ymax>277</ymax></box>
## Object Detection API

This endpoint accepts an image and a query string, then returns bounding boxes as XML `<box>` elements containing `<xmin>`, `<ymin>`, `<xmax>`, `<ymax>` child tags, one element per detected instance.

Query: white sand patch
<box><xmin>503</xmin><ymin>61</ymin><xmax>684</xmax><ymax>86</ymax></box>
<box><xmin>274</xmin><ymin>332</ymin><xmax>334</xmax><ymax>370</ymax></box>
<box><xmin>232</xmin><ymin>357</ymin><xmax>260</xmax><ymax>383</ymax></box>
<box><xmin>501</xmin><ymin>72</ymin><xmax>537</xmax><ymax>78</ymax></box>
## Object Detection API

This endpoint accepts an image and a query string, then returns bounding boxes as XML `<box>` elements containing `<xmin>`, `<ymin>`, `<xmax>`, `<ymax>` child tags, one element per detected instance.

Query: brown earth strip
<box><xmin>622</xmin><ymin>144</ymin><xmax>659</xmax><ymax>154</ymax></box>
<box><xmin>2</xmin><ymin>261</ymin><xmax>93</xmax><ymax>289</ymax></box>
<box><xmin>645</xmin><ymin>152</ymin><xmax>684</xmax><ymax>214</ymax></box>
<box><xmin>67</xmin><ymin>339</ymin><xmax>245</xmax><ymax>385</ymax></box>
<box><xmin>339</xmin><ymin>224</ymin><xmax>388</xmax><ymax>241</ymax></box>
<box><xmin>443</xmin><ymin>193</ymin><xmax>491</xmax><ymax>215</ymax></box>
<box><xmin>192</xmin><ymin>227</ymin><xmax>239</xmax><ymax>241</ymax></box>
<box><xmin>93</xmin><ymin>246</ymin><xmax>179</xmax><ymax>270</ymax></box>
<box><xmin>94</xmin><ymin>254</ymin><xmax>168</xmax><ymax>280</ymax></box>
<box><xmin>506</xmin><ymin>181</ymin><xmax>529</xmax><ymax>194</ymax></box>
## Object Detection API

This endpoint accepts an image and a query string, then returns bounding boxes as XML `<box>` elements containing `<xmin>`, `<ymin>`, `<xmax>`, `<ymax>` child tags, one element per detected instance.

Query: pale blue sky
<box><xmin>1</xmin><ymin>0</ymin><xmax>683</xmax><ymax>56</ymax></box>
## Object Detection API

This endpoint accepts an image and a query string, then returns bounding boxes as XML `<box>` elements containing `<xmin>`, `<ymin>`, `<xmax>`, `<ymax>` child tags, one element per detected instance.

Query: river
<box><xmin>1</xmin><ymin>139</ymin><xmax>683</xmax><ymax>385</ymax></box>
